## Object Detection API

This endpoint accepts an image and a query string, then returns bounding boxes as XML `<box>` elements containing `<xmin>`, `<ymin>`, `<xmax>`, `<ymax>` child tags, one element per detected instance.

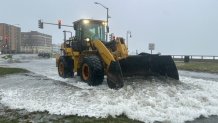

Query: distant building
<box><xmin>21</xmin><ymin>31</ymin><xmax>52</xmax><ymax>53</ymax></box>
<box><xmin>0</xmin><ymin>23</ymin><xmax>21</xmax><ymax>53</ymax></box>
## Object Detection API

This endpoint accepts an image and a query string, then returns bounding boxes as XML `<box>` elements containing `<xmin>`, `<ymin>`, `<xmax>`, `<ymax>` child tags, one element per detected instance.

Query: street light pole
<box><xmin>106</xmin><ymin>7</ymin><xmax>109</xmax><ymax>40</ymax></box>
<box><xmin>94</xmin><ymin>2</ymin><xmax>109</xmax><ymax>42</ymax></box>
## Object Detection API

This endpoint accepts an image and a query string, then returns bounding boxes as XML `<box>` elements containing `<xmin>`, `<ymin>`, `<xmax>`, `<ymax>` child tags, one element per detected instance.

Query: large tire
<box><xmin>58</xmin><ymin>56</ymin><xmax>74</xmax><ymax>78</ymax></box>
<box><xmin>80</xmin><ymin>55</ymin><xmax>104</xmax><ymax>86</ymax></box>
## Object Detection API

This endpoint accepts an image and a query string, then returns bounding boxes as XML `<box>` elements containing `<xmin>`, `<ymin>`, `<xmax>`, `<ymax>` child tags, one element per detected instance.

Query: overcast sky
<box><xmin>1</xmin><ymin>0</ymin><xmax>218</xmax><ymax>55</ymax></box>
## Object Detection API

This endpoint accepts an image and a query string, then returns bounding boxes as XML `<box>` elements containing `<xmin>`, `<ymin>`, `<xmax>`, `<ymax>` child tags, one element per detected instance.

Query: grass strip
<box><xmin>176</xmin><ymin>62</ymin><xmax>218</xmax><ymax>73</ymax></box>
<box><xmin>60</xmin><ymin>114</ymin><xmax>143</xmax><ymax>123</ymax></box>
<box><xmin>0</xmin><ymin>67</ymin><xmax>29</xmax><ymax>76</ymax></box>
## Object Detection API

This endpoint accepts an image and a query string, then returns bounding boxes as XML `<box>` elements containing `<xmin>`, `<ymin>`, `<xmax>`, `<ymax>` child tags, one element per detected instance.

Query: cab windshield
<box><xmin>82</xmin><ymin>22</ymin><xmax>106</xmax><ymax>41</ymax></box>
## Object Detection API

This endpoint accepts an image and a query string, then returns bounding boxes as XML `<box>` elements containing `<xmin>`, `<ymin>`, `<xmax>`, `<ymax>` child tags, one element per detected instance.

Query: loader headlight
<box><xmin>85</xmin><ymin>38</ymin><xmax>90</xmax><ymax>42</ymax></box>
<box><xmin>83</xmin><ymin>20</ymin><xmax>90</xmax><ymax>24</ymax></box>
<box><xmin>102</xmin><ymin>22</ymin><xmax>107</xmax><ymax>26</ymax></box>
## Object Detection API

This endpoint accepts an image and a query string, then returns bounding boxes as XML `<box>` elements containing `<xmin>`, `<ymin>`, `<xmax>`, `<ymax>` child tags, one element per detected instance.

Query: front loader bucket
<box><xmin>107</xmin><ymin>61</ymin><xmax>124</xmax><ymax>89</ymax></box>
<box><xmin>119</xmin><ymin>54</ymin><xmax>179</xmax><ymax>80</ymax></box>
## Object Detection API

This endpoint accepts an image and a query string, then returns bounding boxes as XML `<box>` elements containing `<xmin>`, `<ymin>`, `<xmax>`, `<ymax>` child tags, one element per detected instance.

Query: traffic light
<box><xmin>58</xmin><ymin>20</ymin><xmax>61</xmax><ymax>29</ymax></box>
<box><xmin>38</xmin><ymin>20</ymin><xmax>43</xmax><ymax>29</ymax></box>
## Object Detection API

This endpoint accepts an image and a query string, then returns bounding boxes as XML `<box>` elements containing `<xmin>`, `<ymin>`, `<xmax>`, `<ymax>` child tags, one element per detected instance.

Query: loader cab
<box><xmin>71</xmin><ymin>19</ymin><xmax>107</xmax><ymax>51</ymax></box>
<box><xmin>74</xmin><ymin>19</ymin><xmax>107</xmax><ymax>42</ymax></box>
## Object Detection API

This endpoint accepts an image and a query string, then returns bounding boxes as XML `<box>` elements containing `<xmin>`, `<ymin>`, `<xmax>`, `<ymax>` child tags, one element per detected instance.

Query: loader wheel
<box><xmin>80</xmin><ymin>56</ymin><xmax>104</xmax><ymax>86</ymax></box>
<box><xmin>58</xmin><ymin>56</ymin><xmax>74</xmax><ymax>78</ymax></box>
<box><xmin>58</xmin><ymin>60</ymin><xmax>66</xmax><ymax>78</ymax></box>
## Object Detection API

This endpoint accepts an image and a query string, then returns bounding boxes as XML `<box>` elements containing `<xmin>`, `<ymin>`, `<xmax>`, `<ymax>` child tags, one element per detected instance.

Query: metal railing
<box><xmin>172</xmin><ymin>55</ymin><xmax>218</xmax><ymax>61</ymax></box>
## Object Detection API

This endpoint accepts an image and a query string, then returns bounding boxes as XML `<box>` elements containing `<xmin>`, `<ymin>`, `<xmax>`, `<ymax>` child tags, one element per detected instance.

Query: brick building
<box><xmin>21</xmin><ymin>31</ymin><xmax>52</xmax><ymax>53</ymax></box>
<box><xmin>0</xmin><ymin>23</ymin><xmax>21</xmax><ymax>53</ymax></box>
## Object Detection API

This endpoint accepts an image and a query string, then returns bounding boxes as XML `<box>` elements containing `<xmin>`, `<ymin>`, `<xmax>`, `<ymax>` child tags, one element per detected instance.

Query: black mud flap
<box><xmin>107</xmin><ymin>61</ymin><xmax>124</xmax><ymax>89</ymax></box>
<box><xmin>119</xmin><ymin>54</ymin><xmax>179</xmax><ymax>80</ymax></box>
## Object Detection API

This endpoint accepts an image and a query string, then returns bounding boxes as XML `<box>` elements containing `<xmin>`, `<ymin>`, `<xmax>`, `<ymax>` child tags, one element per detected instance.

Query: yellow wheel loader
<box><xmin>56</xmin><ymin>19</ymin><xmax>179</xmax><ymax>89</ymax></box>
